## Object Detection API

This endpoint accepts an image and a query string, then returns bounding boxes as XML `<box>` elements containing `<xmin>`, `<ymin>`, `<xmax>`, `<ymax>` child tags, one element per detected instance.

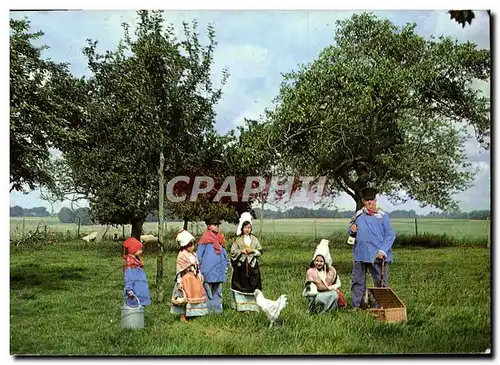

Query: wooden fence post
<box><xmin>487</xmin><ymin>217</ymin><xmax>490</xmax><ymax>248</ymax></box>
<box><xmin>156</xmin><ymin>150</ymin><xmax>165</xmax><ymax>303</ymax></box>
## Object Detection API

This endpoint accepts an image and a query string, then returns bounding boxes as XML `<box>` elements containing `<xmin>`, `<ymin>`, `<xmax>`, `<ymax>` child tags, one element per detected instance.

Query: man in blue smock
<box><xmin>347</xmin><ymin>187</ymin><xmax>396</xmax><ymax>309</ymax></box>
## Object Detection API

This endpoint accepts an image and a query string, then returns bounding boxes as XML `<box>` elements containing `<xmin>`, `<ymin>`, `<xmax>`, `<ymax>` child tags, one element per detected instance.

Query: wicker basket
<box><xmin>366</xmin><ymin>260</ymin><xmax>407</xmax><ymax>323</ymax></box>
<box><xmin>366</xmin><ymin>287</ymin><xmax>407</xmax><ymax>323</ymax></box>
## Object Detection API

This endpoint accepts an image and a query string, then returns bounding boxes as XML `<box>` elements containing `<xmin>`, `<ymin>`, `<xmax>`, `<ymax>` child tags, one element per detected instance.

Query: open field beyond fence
<box><xmin>10</xmin><ymin>217</ymin><xmax>490</xmax><ymax>243</ymax></box>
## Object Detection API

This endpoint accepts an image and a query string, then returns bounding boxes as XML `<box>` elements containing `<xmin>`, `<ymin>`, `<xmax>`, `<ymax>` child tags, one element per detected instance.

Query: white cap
<box><xmin>312</xmin><ymin>239</ymin><xmax>333</xmax><ymax>266</ymax></box>
<box><xmin>236</xmin><ymin>212</ymin><xmax>253</xmax><ymax>235</ymax></box>
<box><xmin>176</xmin><ymin>230</ymin><xmax>195</xmax><ymax>247</ymax></box>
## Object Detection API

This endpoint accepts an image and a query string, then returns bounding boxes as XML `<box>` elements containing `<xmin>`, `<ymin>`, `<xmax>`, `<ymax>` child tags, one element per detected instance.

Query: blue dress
<box><xmin>197</xmin><ymin>240</ymin><xmax>229</xmax><ymax>313</ymax></box>
<box><xmin>124</xmin><ymin>267</ymin><xmax>151</xmax><ymax>307</ymax></box>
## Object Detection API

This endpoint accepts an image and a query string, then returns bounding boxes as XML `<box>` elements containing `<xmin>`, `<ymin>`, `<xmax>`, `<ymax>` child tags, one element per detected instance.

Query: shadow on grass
<box><xmin>10</xmin><ymin>264</ymin><xmax>90</xmax><ymax>292</ymax></box>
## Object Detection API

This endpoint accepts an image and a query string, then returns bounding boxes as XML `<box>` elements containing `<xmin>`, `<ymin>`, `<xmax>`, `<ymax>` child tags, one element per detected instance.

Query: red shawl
<box><xmin>123</xmin><ymin>254</ymin><xmax>143</xmax><ymax>269</ymax></box>
<box><xmin>198</xmin><ymin>230</ymin><xmax>226</xmax><ymax>255</ymax></box>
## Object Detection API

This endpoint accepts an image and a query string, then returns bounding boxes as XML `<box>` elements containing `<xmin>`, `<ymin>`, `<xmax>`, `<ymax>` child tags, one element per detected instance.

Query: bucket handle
<box><xmin>124</xmin><ymin>292</ymin><xmax>142</xmax><ymax>308</ymax></box>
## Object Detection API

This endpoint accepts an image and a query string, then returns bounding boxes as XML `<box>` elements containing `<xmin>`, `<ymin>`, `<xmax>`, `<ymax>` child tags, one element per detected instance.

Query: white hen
<box><xmin>254</xmin><ymin>289</ymin><xmax>287</xmax><ymax>328</ymax></box>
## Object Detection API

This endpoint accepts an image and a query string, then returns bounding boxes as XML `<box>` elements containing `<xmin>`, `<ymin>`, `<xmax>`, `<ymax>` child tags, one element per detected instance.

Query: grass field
<box><xmin>10</xmin><ymin>236</ymin><xmax>491</xmax><ymax>355</ymax></box>
<box><xmin>10</xmin><ymin>217</ymin><xmax>490</xmax><ymax>242</ymax></box>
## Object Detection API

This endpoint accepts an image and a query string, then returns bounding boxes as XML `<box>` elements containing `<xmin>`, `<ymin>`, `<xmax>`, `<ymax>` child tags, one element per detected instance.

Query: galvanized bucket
<box><xmin>121</xmin><ymin>294</ymin><xmax>144</xmax><ymax>330</ymax></box>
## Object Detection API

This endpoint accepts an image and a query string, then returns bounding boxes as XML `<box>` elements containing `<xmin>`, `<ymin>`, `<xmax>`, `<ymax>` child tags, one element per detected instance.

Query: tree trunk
<box><xmin>156</xmin><ymin>151</ymin><xmax>165</xmax><ymax>303</ymax></box>
<box><xmin>183</xmin><ymin>217</ymin><xmax>189</xmax><ymax>230</ymax></box>
<box><xmin>338</xmin><ymin>175</ymin><xmax>364</xmax><ymax>212</ymax></box>
<box><xmin>130</xmin><ymin>217</ymin><xmax>144</xmax><ymax>240</ymax></box>
<box><xmin>348</xmin><ymin>187</ymin><xmax>364</xmax><ymax>211</ymax></box>
<box><xmin>355</xmin><ymin>197</ymin><xmax>363</xmax><ymax>211</ymax></box>
<box><xmin>260</xmin><ymin>199</ymin><xmax>264</xmax><ymax>236</ymax></box>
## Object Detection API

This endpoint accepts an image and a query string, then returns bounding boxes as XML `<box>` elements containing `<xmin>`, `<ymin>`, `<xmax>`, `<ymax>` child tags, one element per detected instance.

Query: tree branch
<box><xmin>335</xmin><ymin>176</ymin><xmax>356</xmax><ymax>201</ymax></box>
<box><xmin>331</xmin><ymin>156</ymin><xmax>370</xmax><ymax>176</ymax></box>
<box><xmin>340</xmin><ymin>171</ymin><xmax>361</xmax><ymax>199</ymax></box>
<box><xmin>274</xmin><ymin>124</ymin><xmax>322</xmax><ymax>149</ymax></box>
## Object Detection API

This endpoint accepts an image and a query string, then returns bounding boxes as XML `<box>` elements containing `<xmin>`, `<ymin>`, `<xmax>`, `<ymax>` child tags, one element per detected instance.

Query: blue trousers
<box><xmin>350</xmin><ymin>260</ymin><xmax>389</xmax><ymax>308</ymax></box>
<box><xmin>205</xmin><ymin>282</ymin><xmax>223</xmax><ymax>313</ymax></box>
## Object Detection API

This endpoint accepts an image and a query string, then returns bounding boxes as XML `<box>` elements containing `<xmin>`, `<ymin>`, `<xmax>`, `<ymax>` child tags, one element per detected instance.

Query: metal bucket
<box><xmin>121</xmin><ymin>294</ymin><xmax>144</xmax><ymax>330</ymax></box>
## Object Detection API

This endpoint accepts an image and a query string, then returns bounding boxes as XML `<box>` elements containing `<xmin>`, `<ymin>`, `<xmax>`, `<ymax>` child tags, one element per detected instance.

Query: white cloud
<box><xmin>216</xmin><ymin>43</ymin><xmax>271</xmax><ymax>80</ymax></box>
<box><xmin>212</xmin><ymin>42</ymin><xmax>277</xmax><ymax>130</ymax></box>
<box><xmin>230</xmin><ymin>101</ymin><xmax>268</xmax><ymax>129</ymax></box>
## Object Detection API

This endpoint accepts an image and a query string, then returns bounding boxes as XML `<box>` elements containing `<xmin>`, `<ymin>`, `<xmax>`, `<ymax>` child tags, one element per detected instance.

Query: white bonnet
<box><xmin>312</xmin><ymin>239</ymin><xmax>332</xmax><ymax>266</ymax></box>
<box><xmin>236</xmin><ymin>212</ymin><xmax>253</xmax><ymax>235</ymax></box>
<box><xmin>176</xmin><ymin>229</ymin><xmax>195</xmax><ymax>247</ymax></box>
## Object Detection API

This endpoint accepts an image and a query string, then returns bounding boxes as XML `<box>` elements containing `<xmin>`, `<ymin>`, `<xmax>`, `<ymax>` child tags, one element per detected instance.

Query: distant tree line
<box><xmin>424</xmin><ymin>210</ymin><xmax>490</xmax><ymax>220</ymax></box>
<box><xmin>57</xmin><ymin>207</ymin><xmax>94</xmax><ymax>225</ymax></box>
<box><xmin>145</xmin><ymin>211</ymin><xmax>182</xmax><ymax>223</ymax></box>
<box><xmin>10</xmin><ymin>205</ymin><xmax>50</xmax><ymax>217</ymax></box>
<box><xmin>11</xmin><ymin>205</ymin><xmax>490</xmax><ymax>223</ymax></box>
<box><xmin>10</xmin><ymin>205</ymin><xmax>95</xmax><ymax>225</ymax></box>
<box><xmin>252</xmin><ymin>207</ymin><xmax>490</xmax><ymax>220</ymax></box>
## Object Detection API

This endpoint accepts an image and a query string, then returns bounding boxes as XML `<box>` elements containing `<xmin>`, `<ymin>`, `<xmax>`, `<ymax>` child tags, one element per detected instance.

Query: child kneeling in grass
<box><xmin>302</xmin><ymin>239</ymin><xmax>346</xmax><ymax>314</ymax></box>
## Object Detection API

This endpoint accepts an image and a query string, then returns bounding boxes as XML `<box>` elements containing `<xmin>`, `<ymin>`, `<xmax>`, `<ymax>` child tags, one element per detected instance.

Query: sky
<box><xmin>8</xmin><ymin>9</ymin><xmax>491</xmax><ymax>213</ymax></box>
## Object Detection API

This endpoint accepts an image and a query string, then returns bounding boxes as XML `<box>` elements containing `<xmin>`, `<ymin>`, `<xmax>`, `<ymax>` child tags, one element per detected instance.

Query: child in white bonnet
<box><xmin>302</xmin><ymin>239</ymin><xmax>346</xmax><ymax>313</ymax></box>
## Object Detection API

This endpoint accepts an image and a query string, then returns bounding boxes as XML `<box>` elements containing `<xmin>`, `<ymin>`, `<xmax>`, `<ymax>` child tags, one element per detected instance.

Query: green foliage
<box><xmin>267</xmin><ymin>12</ymin><xmax>490</xmax><ymax>211</ymax></box>
<box><xmin>164</xmin><ymin>120</ymin><xmax>288</xmax><ymax>224</ymax></box>
<box><xmin>166</xmin><ymin>196</ymin><xmax>240</xmax><ymax>225</ymax></box>
<box><xmin>53</xmin><ymin>10</ymin><xmax>228</xmax><ymax>235</ymax></box>
<box><xmin>57</xmin><ymin>207</ymin><xmax>75</xmax><ymax>224</ymax></box>
<box><xmin>163</xmin><ymin>131</ymin><xmax>253</xmax><ymax>225</ymax></box>
<box><xmin>10</xmin><ymin>205</ymin><xmax>24</xmax><ymax>217</ymax></box>
<box><xmin>10</xmin><ymin>205</ymin><xmax>50</xmax><ymax>217</ymax></box>
<box><xmin>10</xmin><ymin>238</ymin><xmax>490</xmax><ymax>354</ymax></box>
<box><xmin>227</xmin><ymin>119</ymin><xmax>276</xmax><ymax>179</ymax></box>
<box><xmin>10</xmin><ymin>18</ymin><xmax>85</xmax><ymax>193</ymax></box>
<box><xmin>448</xmin><ymin>10</ymin><xmax>476</xmax><ymax>27</ymax></box>
<box><xmin>73</xmin><ymin>207</ymin><xmax>93</xmax><ymax>225</ymax></box>
<box><xmin>54</xmin><ymin>206</ymin><xmax>93</xmax><ymax>225</ymax></box>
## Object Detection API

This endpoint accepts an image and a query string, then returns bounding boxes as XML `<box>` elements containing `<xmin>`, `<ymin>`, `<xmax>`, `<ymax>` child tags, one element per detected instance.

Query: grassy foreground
<box><xmin>10</xmin><ymin>237</ymin><xmax>491</xmax><ymax>355</ymax></box>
